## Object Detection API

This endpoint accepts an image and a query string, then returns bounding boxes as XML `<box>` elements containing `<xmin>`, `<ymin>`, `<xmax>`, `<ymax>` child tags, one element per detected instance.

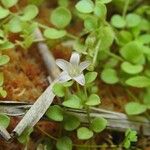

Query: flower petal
<box><xmin>73</xmin><ymin>74</ymin><xmax>85</xmax><ymax>86</ymax></box>
<box><xmin>58</xmin><ymin>71</ymin><xmax>71</xmax><ymax>82</ymax></box>
<box><xmin>70</xmin><ymin>52</ymin><xmax>80</xmax><ymax>65</ymax></box>
<box><xmin>56</xmin><ymin>59</ymin><xmax>69</xmax><ymax>71</ymax></box>
<box><xmin>79</xmin><ymin>61</ymin><xmax>90</xmax><ymax>72</ymax></box>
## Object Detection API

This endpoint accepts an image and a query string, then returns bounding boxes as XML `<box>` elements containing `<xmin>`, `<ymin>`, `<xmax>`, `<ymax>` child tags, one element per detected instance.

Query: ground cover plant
<box><xmin>0</xmin><ymin>0</ymin><xmax>150</xmax><ymax>149</ymax></box>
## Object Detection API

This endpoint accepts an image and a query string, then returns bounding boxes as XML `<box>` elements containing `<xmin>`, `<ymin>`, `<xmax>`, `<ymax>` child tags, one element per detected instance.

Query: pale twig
<box><xmin>0</xmin><ymin>126</ymin><xmax>11</xmax><ymax>141</ymax></box>
<box><xmin>12</xmin><ymin>28</ymin><xmax>61</xmax><ymax>136</ymax></box>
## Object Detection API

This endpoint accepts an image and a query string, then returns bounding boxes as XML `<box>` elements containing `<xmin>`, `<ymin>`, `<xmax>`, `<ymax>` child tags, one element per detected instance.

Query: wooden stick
<box><xmin>12</xmin><ymin>28</ymin><xmax>60</xmax><ymax>136</ymax></box>
<box><xmin>34</xmin><ymin>28</ymin><xmax>60</xmax><ymax>79</ymax></box>
<box><xmin>0</xmin><ymin>126</ymin><xmax>11</xmax><ymax>141</ymax></box>
<box><xmin>1</xmin><ymin>101</ymin><xmax>150</xmax><ymax>136</ymax></box>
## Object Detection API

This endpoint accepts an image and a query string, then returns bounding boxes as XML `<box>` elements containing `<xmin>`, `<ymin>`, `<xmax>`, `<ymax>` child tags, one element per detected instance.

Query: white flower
<box><xmin>56</xmin><ymin>52</ymin><xmax>90</xmax><ymax>85</ymax></box>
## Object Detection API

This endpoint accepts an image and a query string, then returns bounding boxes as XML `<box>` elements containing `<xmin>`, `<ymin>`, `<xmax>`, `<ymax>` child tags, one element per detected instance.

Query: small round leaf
<box><xmin>101</xmin><ymin>68</ymin><xmax>119</xmax><ymax>84</ymax></box>
<box><xmin>0</xmin><ymin>6</ymin><xmax>9</xmax><ymax>19</ymax></box>
<box><xmin>86</xmin><ymin>94</ymin><xmax>101</xmax><ymax>106</ymax></box>
<box><xmin>46</xmin><ymin>105</ymin><xmax>63</xmax><ymax>121</ymax></box>
<box><xmin>121</xmin><ymin>61</ymin><xmax>143</xmax><ymax>74</ymax></box>
<box><xmin>91</xmin><ymin>117</ymin><xmax>107</xmax><ymax>133</ymax></box>
<box><xmin>44</xmin><ymin>28</ymin><xmax>66</xmax><ymax>39</ymax></box>
<box><xmin>0</xmin><ymin>55</ymin><xmax>10</xmax><ymax>66</ymax></box>
<box><xmin>125</xmin><ymin>76</ymin><xmax>150</xmax><ymax>88</ymax></box>
<box><xmin>0</xmin><ymin>114</ymin><xmax>10</xmax><ymax>128</ymax></box>
<box><xmin>77</xmin><ymin>127</ymin><xmax>93</xmax><ymax>140</ymax></box>
<box><xmin>75</xmin><ymin>0</ymin><xmax>94</xmax><ymax>13</ymax></box>
<box><xmin>125</xmin><ymin>102</ymin><xmax>147</xmax><ymax>115</ymax></box>
<box><xmin>50</xmin><ymin>7</ymin><xmax>71</xmax><ymax>28</ymax></box>
<box><xmin>1</xmin><ymin>0</ymin><xmax>18</xmax><ymax>8</ymax></box>
<box><xmin>20</xmin><ymin>5</ymin><xmax>38</xmax><ymax>21</ymax></box>
<box><xmin>111</xmin><ymin>15</ymin><xmax>126</xmax><ymax>28</ymax></box>
<box><xmin>56</xmin><ymin>137</ymin><xmax>72</xmax><ymax>150</ymax></box>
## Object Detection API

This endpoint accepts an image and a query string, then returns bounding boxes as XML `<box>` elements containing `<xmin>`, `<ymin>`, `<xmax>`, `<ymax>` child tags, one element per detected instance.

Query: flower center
<box><xmin>69</xmin><ymin>64</ymin><xmax>80</xmax><ymax>77</ymax></box>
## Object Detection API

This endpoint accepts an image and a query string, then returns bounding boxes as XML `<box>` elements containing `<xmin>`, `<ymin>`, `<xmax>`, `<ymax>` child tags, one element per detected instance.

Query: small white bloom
<box><xmin>56</xmin><ymin>52</ymin><xmax>90</xmax><ymax>85</ymax></box>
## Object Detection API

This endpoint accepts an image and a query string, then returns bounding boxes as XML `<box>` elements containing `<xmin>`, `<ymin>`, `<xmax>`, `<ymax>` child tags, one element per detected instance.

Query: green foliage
<box><xmin>56</xmin><ymin>136</ymin><xmax>72</xmax><ymax>150</ymax></box>
<box><xmin>50</xmin><ymin>7</ymin><xmax>71</xmax><ymax>28</ymax></box>
<box><xmin>8</xmin><ymin>17</ymin><xmax>22</xmax><ymax>33</ymax></box>
<box><xmin>52</xmin><ymin>83</ymin><xmax>65</xmax><ymax>97</ymax></box>
<box><xmin>126</xmin><ymin>13</ymin><xmax>141</xmax><ymax>28</ymax></box>
<box><xmin>121</xmin><ymin>61</ymin><xmax>143</xmax><ymax>74</ymax></box>
<box><xmin>63</xmin><ymin>114</ymin><xmax>80</xmax><ymax>131</ymax></box>
<box><xmin>101</xmin><ymin>68</ymin><xmax>119</xmax><ymax>84</ymax></box>
<box><xmin>123</xmin><ymin>129</ymin><xmax>137</xmax><ymax>149</ymax></box>
<box><xmin>77</xmin><ymin>127</ymin><xmax>93</xmax><ymax>140</ymax></box>
<box><xmin>0</xmin><ymin>114</ymin><xmax>10</xmax><ymax>128</ymax></box>
<box><xmin>17</xmin><ymin>128</ymin><xmax>33</xmax><ymax>144</ymax></box>
<box><xmin>0</xmin><ymin>55</ymin><xmax>10</xmax><ymax>66</ymax></box>
<box><xmin>125</xmin><ymin>76</ymin><xmax>150</xmax><ymax>88</ymax></box>
<box><xmin>85</xmin><ymin>94</ymin><xmax>101</xmax><ymax>106</ymax></box>
<box><xmin>90</xmin><ymin>117</ymin><xmax>107</xmax><ymax>133</ymax></box>
<box><xmin>63</xmin><ymin>95</ymin><xmax>83</xmax><ymax>109</ymax></box>
<box><xmin>85</xmin><ymin>72</ymin><xmax>97</xmax><ymax>84</ymax></box>
<box><xmin>1</xmin><ymin>0</ymin><xmax>18</xmax><ymax>8</ymax></box>
<box><xmin>0</xmin><ymin>6</ymin><xmax>9</xmax><ymax>19</ymax></box>
<box><xmin>44</xmin><ymin>28</ymin><xmax>66</xmax><ymax>39</ymax></box>
<box><xmin>94</xmin><ymin>2</ymin><xmax>107</xmax><ymax>18</ymax></box>
<box><xmin>125</xmin><ymin>102</ymin><xmax>147</xmax><ymax>115</ymax></box>
<box><xmin>46</xmin><ymin>105</ymin><xmax>63</xmax><ymax>121</ymax></box>
<box><xmin>111</xmin><ymin>15</ymin><xmax>126</xmax><ymax>28</ymax></box>
<box><xmin>20</xmin><ymin>5</ymin><xmax>39</xmax><ymax>21</ymax></box>
<box><xmin>120</xmin><ymin>41</ymin><xmax>144</xmax><ymax>64</ymax></box>
<box><xmin>75</xmin><ymin>0</ymin><xmax>94</xmax><ymax>13</ymax></box>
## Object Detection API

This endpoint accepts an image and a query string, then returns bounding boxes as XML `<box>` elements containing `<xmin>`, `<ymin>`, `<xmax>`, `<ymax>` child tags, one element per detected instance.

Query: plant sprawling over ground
<box><xmin>0</xmin><ymin>0</ymin><xmax>150</xmax><ymax>149</ymax></box>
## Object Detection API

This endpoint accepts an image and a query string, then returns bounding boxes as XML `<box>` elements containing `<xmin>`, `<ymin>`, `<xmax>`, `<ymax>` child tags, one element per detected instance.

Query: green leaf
<box><xmin>56</xmin><ymin>137</ymin><xmax>72</xmax><ymax>150</ymax></box>
<box><xmin>52</xmin><ymin>83</ymin><xmax>65</xmax><ymax>97</ymax></box>
<box><xmin>62</xmin><ymin>81</ymin><xmax>74</xmax><ymax>87</ymax></box>
<box><xmin>8</xmin><ymin>17</ymin><xmax>22</xmax><ymax>33</ymax></box>
<box><xmin>94</xmin><ymin>2</ymin><xmax>107</xmax><ymax>18</ymax></box>
<box><xmin>120</xmin><ymin>41</ymin><xmax>145</xmax><ymax>64</ymax></box>
<box><xmin>63</xmin><ymin>95</ymin><xmax>83</xmax><ymax>109</ymax></box>
<box><xmin>0</xmin><ymin>41</ymin><xmax>14</xmax><ymax>50</ymax></box>
<box><xmin>17</xmin><ymin>128</ymin><xmax>33</xmax><ymax>144</ymax></box>
<box><xmin>0</xmin><ymin>73</ymin><xmax>4</xmax><ymax>86</ymax></box>
<box><xmin>0</xmin><ymin>55</ymin><xmax>10</xmax><ymax>66</ymax></box>
<box><xmin>136</xmin><ymin>34</ymin><xmax>150</xmax><ymax>44</ymax></box>
<box><xmin>0</xmin><ymin>87</ymin><xmax>7</xmax><ymax>98</ymax></box>
<box><xmin>46</xmin><ymin>105</ymin><xmax>63</xmax><ymax>121</ymax></box>
<box><xmin>98</xmin><ymin>26</ymin><xmax>114</xmax><ymax>49</ymax></box>
<box><xmin>0</xmin><ymin>114</ymin><xmax>10</xmax><ymax>128</ymax></box>
<box><xmin>111</xmin><ymin>15</ymin><xmax>126</xmax><ymax>28</ymax></box>
<box><xmin>58</xmin><ymin>0</ymin><xmax>69</xmax><ymax>7</ymax></box>
<box><xmin>50</xmin><ymin>7</ymin><xmax>71</xmax><ymax>28</ymax></box>
<box><xmin>75</xmin><ymin>0</ymin><xmax>94</xmax><ymax>13</ymax></box>
<box><xmin>0</xmin><ymin>6</ymin><xmax>9</xmax><ymax>19</ymax></box>
<box><xmin>101</xmin><ymin>68</ymin><xmax>119</xmax><ymax>84</ymax></box>
<box><xmin>123</xmin><ymin>129</ymin><xmax>137</xmax><ymax>149</ymax></box>
<box><xmin>77</xmin><ymin>127</ymin><xmax>93</xmax><ymax>140</ymax></box>
<box><xmin>117</xmin><ymin>30</ymin><xmax>132</xmax><ymax>46</ymax></box>
<box><xmin>126</xmin><ymin>13</ymin><xmax>141</xmax><ymax>28</ymax></box>
<box><xmin>84</xmin><ymin>16</ymin><xmax>98</xmax><ymax>31</ymax></box>
<box><xmin>125</xmin><ymin>76</ymin><xmax>150</xmax><ymax>88</ymax></box>
<box><xmin>63</xmin><ymin>114</ymin><xmax>80</xmax><ymax>131</ymax></box>
<box><xmin>96</xmin><ymin>0</ymin><xmax>112</xmax><ymax>4</ymax></box>
<box><xmin>1</xmin><ymin>0</ymin><xmax>18</xmax><ymax>8</ymax></box>
<box><xmin>86</xmin><ymin>94</ymin><xmax>101</xmax><ymax>106</ymax></box>
<box><xmin>121</xmin><ymin>61</ymin><xmax>143</xmax><ymax>74</ymax></box>
<box><xmin>20</xmin><ymin>5</ymin><xmax>38</xmax><ymax>21</ymax></box>
<box><xmin>125</xmin><ymin>102</ymin><xmax>147</xmax><ymax>115</ymax></box>
<box><xmin>85</xmin><ymin>72</ymin><xmax>97</xmax><ymax>84</ymax></box>
<box><xmin>90</xmin><ymin>117</ymin><xmax>107</xmax><ymax>133</ymax></box>
<box><xmin>44</xmin><ymin>28</ymin><xmax>66</xmax><ymax>39</ymax></box>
